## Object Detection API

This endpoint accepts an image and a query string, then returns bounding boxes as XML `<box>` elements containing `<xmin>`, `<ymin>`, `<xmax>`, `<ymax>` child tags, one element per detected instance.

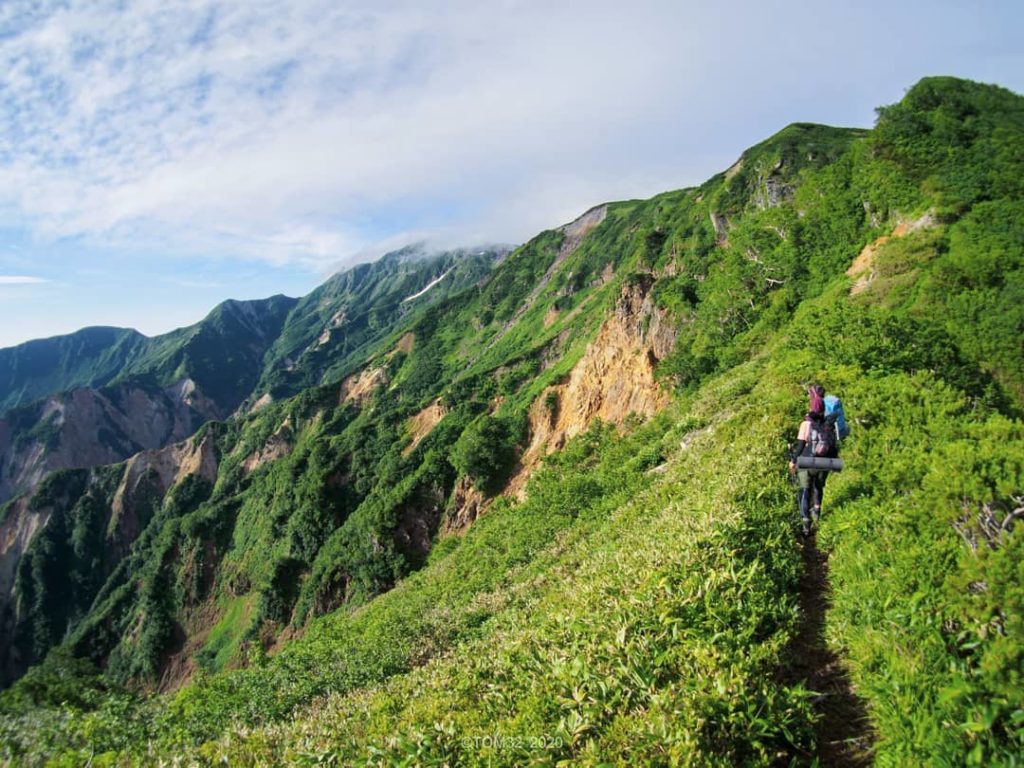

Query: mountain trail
<box><xmin>786</xmin><ymin>534</ymin><xmax>874</xmax><ymax>766</ymax></box>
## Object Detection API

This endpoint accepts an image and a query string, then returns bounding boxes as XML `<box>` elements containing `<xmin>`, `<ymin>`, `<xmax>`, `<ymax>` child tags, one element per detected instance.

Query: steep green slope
<box><xmin>1</xmin><ymin>76</ymin><xmax>1022</xmax><ymax>766</ymax></box>
<box><xmin>0</xmin><ymin>247</ymin><xmax>501</xmax><ymax>418</ymax></box>
<box><xmin>112</xmin><ymin>295</ymin><xmax>301</xmax><ymax>414</ymax></box>
<box><xmin>0</xmin><ymin>247</ymin><xmax>503</xmax><ymax>683</ymax></box>
<box><xmin>185</xmin><ymin>294</ymin><xmax>1020</xmax><ymax>766</ymax></box>
<box><xmin>253</xmin><ymin>245</ymin><xmax>503</xmax><ymax>401</ymax></box>
<box><xmin>0</xmin><ymin>249</ymin><xmax>500</xmax><ymax>508</ymax></box>
<box><xmin>0</xmin><ymin>327</ymin><xmax>147</xmax><ymax>414</ymax></box>
<box><xmin>0</xmin><ymin>296</ymin><xmax>299</xmax><ymax>417</ymax></box>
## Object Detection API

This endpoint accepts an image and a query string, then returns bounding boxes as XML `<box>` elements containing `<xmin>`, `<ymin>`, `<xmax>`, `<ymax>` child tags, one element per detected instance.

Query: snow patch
<box><xmin>402</xmin><ymin>269</ymin><xmax>453</xmax><ymax>303</ymax></box>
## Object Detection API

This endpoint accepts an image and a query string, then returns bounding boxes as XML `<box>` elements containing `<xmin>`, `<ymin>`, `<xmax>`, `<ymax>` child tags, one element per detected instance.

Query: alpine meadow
<box><xmin>0</xmin><ymin>76</ymin><xmax>1022</xmax><ymax>766</ymax></box>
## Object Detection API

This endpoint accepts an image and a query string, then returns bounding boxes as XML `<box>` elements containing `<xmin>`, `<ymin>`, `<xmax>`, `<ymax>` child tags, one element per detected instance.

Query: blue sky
<box><xmin>0</xmin><ymin>0</ymin><xmax>1022</xmax><ymax>348</ymax></box>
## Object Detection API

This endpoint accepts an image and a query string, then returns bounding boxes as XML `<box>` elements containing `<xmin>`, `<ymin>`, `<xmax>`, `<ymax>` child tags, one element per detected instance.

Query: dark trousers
<box><xmin>797</xmin><ymin>469</ymin><xmax>827</xmax><ymax>524</ymax></box>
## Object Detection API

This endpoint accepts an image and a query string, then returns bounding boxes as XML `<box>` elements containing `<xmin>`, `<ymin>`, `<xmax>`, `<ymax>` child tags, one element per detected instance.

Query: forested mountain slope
<box><xmin>0</xmin><ymin>296</ymin><xmax>298</xmax><ymax>417</ymax></box>
<box><xmin>1</xmin><ymin>76</ymin><xmax>1022</xmax><ymax>766</ymax></box>
<box><xmin>0</xmin><ymin>248</ymin><xmax>499</xmax><ymax>507</ymax></box>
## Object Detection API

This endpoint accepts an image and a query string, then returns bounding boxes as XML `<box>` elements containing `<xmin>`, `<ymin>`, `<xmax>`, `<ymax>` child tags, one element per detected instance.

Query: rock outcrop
<box><xmin>0</xmin><ymin>497</ymin><xmax>45</xmax><ymax>610</ymax></box>
<box><xmin>710</xmin><ymin>212</ymin><xmax>729</xmax><ymax>245</ymax></box>
<box><xmin>338</xmin><ymin>366</ymin><xmax>387</xmax><ymax>405</ymax></box>
<box><xmin>510</xmin><ymin>276</ymin><xmax>675</xmax><ymax>500</ymax></box>
<box><xmin>109</xmin><ymin>430</ymin><xmax>220</xmax><ymax>548</ymax></box>
<box><xmin>0</xmin><ymin>377</ymin><xmax>222</xmax><ymax>506</ymax></box>
<box><xmin>403</xmin><ymin>401</ymin><xmax>448</xmax><ymax>456</ymax></box>
<box><xmin>752</xmin><ymin>158</ymin><xmax>795</xmax><ymax>209</ymax></box>
<box><xmin>848</xmin><ymin>211</ymin><xmax>936</xmax><ymax>295</ymax></box>
<box><xmin>241</xmin><ymin>419</ymin><xmax>294</xmax><ymax>474</ymax></box>
<box><xmin>443</xmin><ymin>476</ymin><xmax>486</xmax><ymax>533</ymax></box>
<box><xmin>0</xmin><ymin>425</ymin><xmax>221</xmax><ymax>684</ymax></box>
<box><xmin>446</xmin><ymin>276</ymin><xmax>676</xmax><ymax>530</ymax></box>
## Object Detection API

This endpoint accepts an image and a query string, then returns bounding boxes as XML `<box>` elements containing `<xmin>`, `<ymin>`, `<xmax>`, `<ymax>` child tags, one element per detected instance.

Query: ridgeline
<box><xmin>1</xmin><ymin>76</ymin><xmax>1022</xmax><ymax>766</ymax></box>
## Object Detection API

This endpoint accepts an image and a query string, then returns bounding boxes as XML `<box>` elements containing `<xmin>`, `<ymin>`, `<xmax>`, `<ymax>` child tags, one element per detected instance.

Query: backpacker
<box><xmin>809</xmin><ymin>414</ymin><xmax>839</xmax><ymax>458</ymax></box>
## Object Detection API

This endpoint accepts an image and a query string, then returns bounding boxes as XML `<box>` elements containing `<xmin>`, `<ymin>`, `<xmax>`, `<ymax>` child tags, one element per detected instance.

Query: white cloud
<box><xmin>0</xmin><ymin>0</ymin><xmax>1020</xmax><ymax>270</ymax></box>
<box><xmin>0</xmin><ymin>275</ymin><xmax>48</xmax><ymax>284</ymax></box>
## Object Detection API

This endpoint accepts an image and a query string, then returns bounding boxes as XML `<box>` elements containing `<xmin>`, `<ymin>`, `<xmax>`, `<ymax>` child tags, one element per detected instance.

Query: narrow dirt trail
<box><xmin>786</xmin><ymin>534</ymin><xmax>874</xmax><ymax>765</ymax></box>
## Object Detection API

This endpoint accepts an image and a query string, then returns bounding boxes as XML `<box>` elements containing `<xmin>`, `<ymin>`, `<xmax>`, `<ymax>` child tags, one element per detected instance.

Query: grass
<box><xmin>153</xmin><ymin>360</ymin><xmax>822</xmax><ymax>766</ymax></box>
<box><xmin>198</xmin><ymin>594</ymin><xmax>257</xmax><ymax>674</ymax></box>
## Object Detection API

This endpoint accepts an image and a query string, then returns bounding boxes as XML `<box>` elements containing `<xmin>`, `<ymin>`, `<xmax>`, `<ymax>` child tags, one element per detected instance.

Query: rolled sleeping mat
<box><xmin>796</xmin><ymin>456</ymin><xmax>845</xmax><ymax>472</ymax></box>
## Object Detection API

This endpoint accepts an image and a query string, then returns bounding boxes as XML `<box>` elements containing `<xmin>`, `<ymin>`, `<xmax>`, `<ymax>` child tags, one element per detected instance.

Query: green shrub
<box><xmin>450</xmin><ymin>414</ymin><xmax>520</xmax><ymax>493</ymax></box>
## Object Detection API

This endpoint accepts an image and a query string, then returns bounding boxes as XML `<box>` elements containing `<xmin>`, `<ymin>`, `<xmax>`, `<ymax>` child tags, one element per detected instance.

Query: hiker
<box><xmin>789</xmin><ymin>385</ymin><xmax>841</xmax><ymax>535</ymax></box>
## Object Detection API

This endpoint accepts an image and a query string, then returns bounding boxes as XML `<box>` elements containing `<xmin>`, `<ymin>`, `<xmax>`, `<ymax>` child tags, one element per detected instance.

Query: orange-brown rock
<box><xmin>0</xmin><ymin>377</ymin><xmax>222</xmax><ymax>506</ymax></box>
<box><xmin>506</xmin><ymin>276</ymin><xmax>676</xmax><ymax>498</ymax></box>
<box><xmin>338</xmin><ymin>365</ymin><xmax>387</xmax><ymax>404</ymax></box>
<box><xmin>403</xmin><ymin>400</ymin><xmax>448</xmax><ymax>456</ymax></box>
<box><xmin>108</xmin><ymin>430</ymin><xmax>220</xmax><ymax>547</ymax></box>
<box><xmin>443</xmin><ymin>475</ymin><xmax>487</xmax><ymax>533</ymax></box>
<box><xmin>394</xmin><ymin>332</ymin><xmax>416</xmax><ymax>354</ymax></box>
<box><xmin>241</xmin><ymin>418</ymin><xmax>294</xmax><ymax>473</ymax></box>
<box><xmin>848</xmin><ymin>212</ymin><xmax>936</xmax><ymax>295</ymax></box>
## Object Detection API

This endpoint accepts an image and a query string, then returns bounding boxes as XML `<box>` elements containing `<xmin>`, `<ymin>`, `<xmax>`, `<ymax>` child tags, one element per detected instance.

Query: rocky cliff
<box><xmin>508</xmin><ymin>276</ymin><xmax>676</xmax><ymax>499</ymax></box>
<box><xmin>0</xmin><ymin>377</ymin><xmax>219</xmax><ymax>505</ymax></box>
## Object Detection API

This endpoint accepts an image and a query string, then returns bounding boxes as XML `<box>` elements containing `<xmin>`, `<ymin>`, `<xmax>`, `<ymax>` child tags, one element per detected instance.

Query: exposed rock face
<box><xmin>848</xmin><ymin>211</ymin><xmax>937</xmax><ymax>295</ymax></box>
<box><xmin>241</xmin><ymin>419</ymin><xmax>294</xmax><ymax>474</ymax></box>
<box><xmin>752</xmin><ymin>158</ymin><xmax>794</xmax><ymax>209</ymax></box>
<box><xmin>443</xmin><ymin>476</ymin><xmax>486</xmax><ymax>533</ymax></box>
<box><xmin>508</xmin><ymin>276</ymin><xmax>676</xmax><ymax>499</ymax></box>
<box><xmin>0</xmin><ymin>378</ymin><xmax>222</xmax><ymax>506</ymax></box>
<box><xmin>403</xmin><ymin>401</ymin><xmax>448</xmax><ymax>456</ymax></box>
<box><xmin>394</xmin><ymin>487</ymin><xmax>446</xmax><ymax>562</ymax></box>
<box><xmin>0</xmin><ymin>494</ymin><xmax>57</xmax><ymax>683</ymax></box>
<box><xmin>248</xmin><ymin>393</ymin><xmax>274</xmax><ymax>414</ymax></box>
<box><xmin>338</xmin><ymin>366</ymin><xmax>387</xmax><ymax>405</ymax></box>
<box><xmin>446</xmin><ymin>276</ymin><xmax>676</xmax><ymax>529</ymax></box>
<box><xmin>109</xmin><ymin>431</ymin><xmax>220</xmax><ymax>549</ymax></box>
<box><xmin>0</xmin><ymin>427</ymin><xmax>220</xmax><ymax>684</ymax></box>
<box><xmin>710</xmin><ymin>212</ymin><xmax>729</xmax><ymax>245</ymax></box>
<box><xmin>0</xmin><ymin>497</ymin><xmax>45</xmax><ymax>607</ymax></box>
<box><xmin>394</xmin><ymin>332</ymin><xmax>416</xmax><ymax>354</ymax></box>
<box><xmin>559</xmin><ymin>204</ymin><xmax>608</xmax><ymax>254</ymax></box>
<box><xmin>755</xmin><ymin>177</ymin><xmax>794</xmax><ymax>209</ymax></box>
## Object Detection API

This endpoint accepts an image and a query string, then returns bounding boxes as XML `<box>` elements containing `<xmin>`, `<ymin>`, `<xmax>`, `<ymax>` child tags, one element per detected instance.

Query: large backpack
<box><xmin>809</xmin><ymin>414</ymin><xmax>839</xmax><ymax>458</ymax></box>
<box><xmin>824</xmin><ymin>394</ymin><xmax>850</xmax><ymax>440</ymax></box>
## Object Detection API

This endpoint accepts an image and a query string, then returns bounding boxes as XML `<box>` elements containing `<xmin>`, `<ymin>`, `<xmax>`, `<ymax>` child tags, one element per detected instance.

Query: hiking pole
<box><xmin>787</xmin><ymin>444</ymin><xmax>801</xmax><ymax>529</ymax></box>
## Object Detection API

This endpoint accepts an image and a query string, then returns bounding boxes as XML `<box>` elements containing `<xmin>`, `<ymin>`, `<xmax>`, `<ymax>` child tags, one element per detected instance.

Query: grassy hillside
<box><xmin>1</xmin><ymin>76</ymin><xmax>1022</xmax><ymax>766</ymax></box>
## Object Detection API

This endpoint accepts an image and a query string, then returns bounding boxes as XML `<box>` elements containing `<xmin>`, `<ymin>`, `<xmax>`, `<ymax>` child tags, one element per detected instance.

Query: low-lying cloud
<box><xmin>0</xmin><ymin>275</ymin><xmax>48</xmax><ymax>284</ymax></box>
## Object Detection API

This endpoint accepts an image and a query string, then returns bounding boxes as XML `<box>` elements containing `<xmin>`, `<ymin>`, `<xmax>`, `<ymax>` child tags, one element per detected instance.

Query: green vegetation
<box><xmin>0</xmin><ymin>248</ymin><xmax>500</xmax><ymax>418</ymax></box>
<box><xmin>0</xmin><ymin>327</ymin><xmax>148</xmax><ymax>414</ymax></box>
<box><xmin>0</xmin><ymin>248</ymin><xmax>501</xmax><ymax>508</ymax></box>
<box><xmin>0</xmin><ymin>76</ymin><xmax>1021</xmax><ymax>766</ymax></box>
<box><xmin>450</xmin><ymin>414</ymin><xmax>521</xmax><ymax>492</ymax></box>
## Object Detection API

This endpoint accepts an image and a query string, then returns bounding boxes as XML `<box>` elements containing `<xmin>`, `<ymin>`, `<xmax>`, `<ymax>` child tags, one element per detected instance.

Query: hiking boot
<box><xmin>801</xmin><ymin>521</ymin><xmax>811</xmax><ymax>537</ymax></box>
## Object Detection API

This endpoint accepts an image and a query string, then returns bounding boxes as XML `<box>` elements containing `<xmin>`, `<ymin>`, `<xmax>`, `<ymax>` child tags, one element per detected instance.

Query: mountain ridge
<box><xmin>0</xmin><ymin>247</ymin><xmax>504</xmax><ymax>507</ymax></box>
<box><xmin>0</xmin><ymin>75</ymin><xmax>1022</xmax><ymax>766</ymax></box>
